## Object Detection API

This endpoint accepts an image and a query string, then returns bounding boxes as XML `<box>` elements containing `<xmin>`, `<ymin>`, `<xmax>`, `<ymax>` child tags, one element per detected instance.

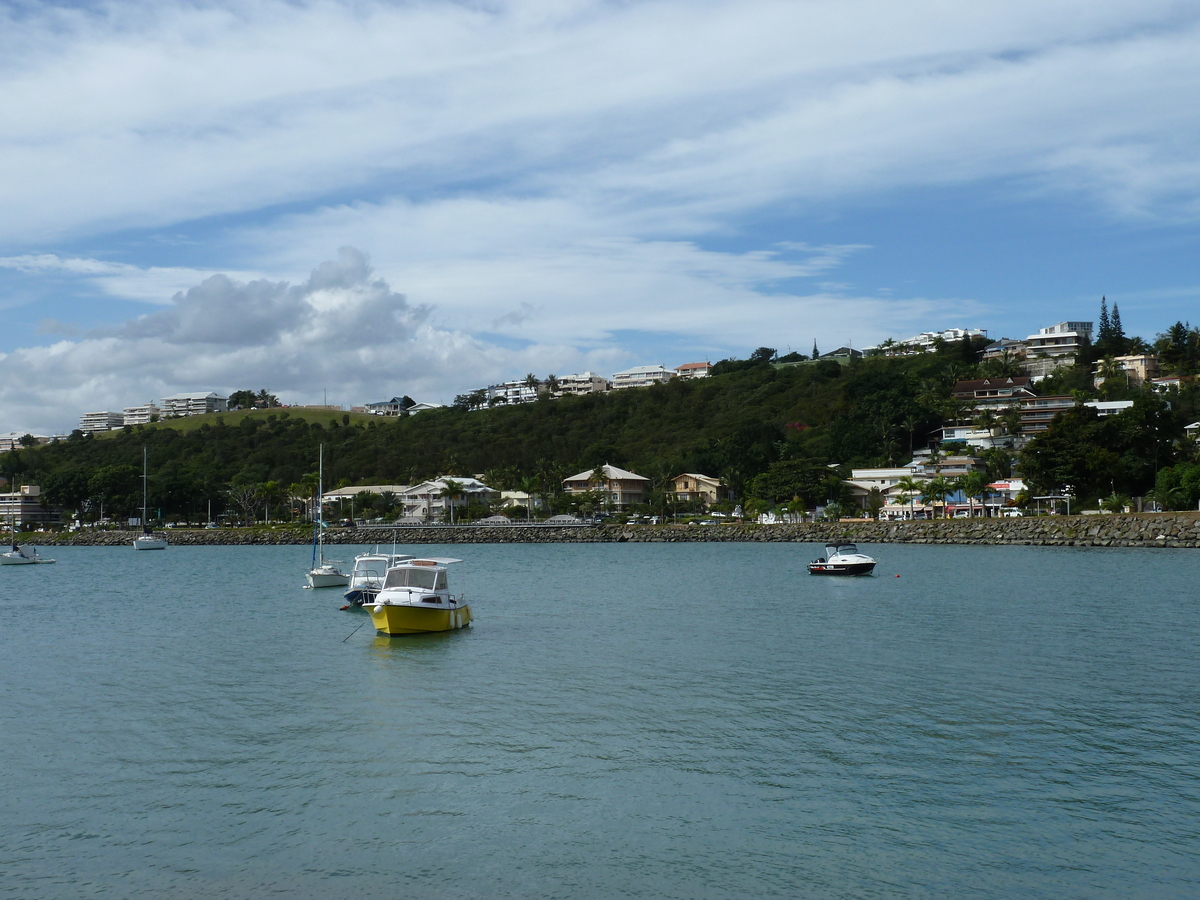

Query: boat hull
<box><xmin>307</xmin><ymin>570</ymin><xmax>350</xmax><ymax>588</ymax></box>
<box><xmin>368</xmin><ymin>602</ymin><xmax>472</xmax><ymax>635</ymax></box>
<box><xmin>344</xmin><ymin>587</ymin><xmax>379</xmax><ymax>606</ymax></box>
<box><xmin>808</xmin><ymin>562</ymin><xmax>876</xmax><ymax>576</ymax></box>
<box><xmin>133</xmin><ymin>537</ymin><xmax>168</xmax><ymax>550</ymax></box>
<box><xmin>1</xmin><ymin>554</ymin><xmax>36</xmax><ymax>565</ymax></box>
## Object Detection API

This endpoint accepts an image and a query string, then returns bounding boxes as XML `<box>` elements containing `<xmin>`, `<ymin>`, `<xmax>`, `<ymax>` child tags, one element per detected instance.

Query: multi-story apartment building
<box><xmin>562</xmin><ymin>464</ymin><xmax>650</xmax><ymax>508</ymax></box>
<box><xmin>669</xmin><ymin>473</ymin><xmax>727</xmax><ymax>504</ymax></box>
<box><xmin>159</xmin><ymin>392</ymin><xmax>228</xmax><ymax>417</ymax></box>
<box><xmin>79</xmin><ymin>411</ymin><xmax>125</xmax><ymax>433</ymax></box>
<box><xmin>123</xmin><ymin>403</ymin><xmax>161</xmax><ymax>426</ymax></box>
<box><xmin>951</xmin><ymin>376</ymin><xmax>1036</xmax><ymax>409</ymax></box>
<box><xmin>555</xmin><ymin>372</ymin><xmax>611</xmax><ymax>396</ymax></box>
<box><xmin>1093</xmin><ymin>354</ymin><xmax>1158</xmax><ymax>388</ymax></box>
<box><xmin>0</xmin><ymin>485</ymin><xmax>61</xmax><ymax>528</ymax></box>
<box><xmin>866</xmin><ymin>328</ymin><xmax>987</xmax><ymax>355</ymax></box>
<box><xmin>1019</xmin><ymin>395</ymin><xmax>1077</xmax><ymax>435</ymax></box>
<box><xmin>611</xmin><ymin>365</ymin><xmax>674</xmax><ymax>390</ymax></box>
<box><xmin>486</xmin><ymin>379</ymin><xmax>542</xmax><ymax>405</ymax></box>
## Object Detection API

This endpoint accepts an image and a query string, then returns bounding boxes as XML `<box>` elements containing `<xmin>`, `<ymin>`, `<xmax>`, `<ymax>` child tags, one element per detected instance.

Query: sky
<box><xmin>1</xmin><ymin>0</ymin><xmax>1199</xmax><ymax>435</ymax></box>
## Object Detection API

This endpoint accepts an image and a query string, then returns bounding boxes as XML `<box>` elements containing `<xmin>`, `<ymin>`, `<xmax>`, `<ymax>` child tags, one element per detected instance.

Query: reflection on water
<box><xmin>2</xmin><ymin>541</ymin><xmax>1199</xmax><ymax>899</ymax></box>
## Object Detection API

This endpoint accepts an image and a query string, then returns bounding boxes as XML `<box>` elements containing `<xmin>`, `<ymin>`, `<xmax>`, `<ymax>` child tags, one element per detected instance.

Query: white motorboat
<box><xmin>304</xmin><ymin>445</ymin><xmax>347</xmax><ymax>588</ymax></box>
<box><xmin>1</xmin><ymin>543</ymin><xmax>55</xmax><ymax>565</ymax></box>
<box><xmin>132</xmin><ymin>447</ymin><xmax>168</xmax><ymax>551</ymax></box>
<box><xmin>344</xmin><ymin>552</ymin><xmax>414</xmax><ymax>606</ymax></box>
<box><xmin>367</xmin><ymin>558</ymin><xmax>472</xmax><ymax>634</ymax></box>
<box><xmin>808</xmin><ymin>542</ymin><xmax>877</xmax><ymax>576</ymax></box>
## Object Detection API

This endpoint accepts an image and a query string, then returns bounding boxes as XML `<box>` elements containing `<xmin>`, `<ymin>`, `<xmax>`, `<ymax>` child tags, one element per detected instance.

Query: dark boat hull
<box><xmin>344</xmin><ymin>587</ymin><xmax>380</xmax><ymax>607</ymax></box>
<box><xmin>807</xmin><ymin>562</ymin><xmax>876</xmax><ymax>576</ymax></box>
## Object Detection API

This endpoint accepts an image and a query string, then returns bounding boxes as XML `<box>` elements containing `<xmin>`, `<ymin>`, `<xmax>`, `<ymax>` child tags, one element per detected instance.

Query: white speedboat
<box><xmin>1</xmin><ymin>543</ymin><xmax>55</xmax><ymax>565</ymax></box>
<box><xmin>808</xmin><ymin>542</ymin><xmax>877</xmax><ymax>576</ymax></box>
<box><xmin>367</xmin><ymin>558</ymin><xmax>472</xmax><ymax>634</ymax></box>
<box><xmin>344</xmin><ymin>552</ymin><xmax>414</xmax><ymax>606</ymax></box>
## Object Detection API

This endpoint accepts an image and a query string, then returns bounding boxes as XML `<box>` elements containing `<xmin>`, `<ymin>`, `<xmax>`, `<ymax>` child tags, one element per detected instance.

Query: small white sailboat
<box><xmin>133</xmin><ymin>447</ymin><xmax>168</xmax><ymax>550</ymax></box>
<box><xmin>1</xmin><ymin>543</ymin><xmax>55</xmax><ymax>565</ymax></box>
<box><xmin>2</xmin><ymin>498</ymin><xmax>55</xmax><ymax>564</ymax></box>
<box><xmin>305</xmin><ymin>445</ymin><xmax>348</xmax><ymax>588</ymax></box>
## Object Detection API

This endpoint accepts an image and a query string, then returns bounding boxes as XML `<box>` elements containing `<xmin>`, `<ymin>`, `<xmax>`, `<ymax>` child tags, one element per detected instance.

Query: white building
<box><xmin>123</xmin><ymin>402</ymin><xmax>161</xmax><ymax>426</ymax></box>
<box><xmin>612</xmin><ymin>365</ymin><xmax>674</xmax><ymax>390</ymax></box>
<box><xmin>365</xmin><ymin>397</ymin><xmax>410</xmax><ymax>416</ymax></box>
<box><xmin>0</xmin><ymin>432</ymin><xmax>52</xmax><ymax>451</ymax></box>
<box><xmin>0</xmin><ymin>484</ymin><xmax>61</xmax><ymax>527</ymax></box>
<box><xmin>1026</xmin><ymin>322</ymin><xmax>1093</xmax><ymax>359</ymax></box>
<box><xmin>487</xmin><ymin>380</ymin><xmax>542</xmax><ymax>406</ymax></box>
<box><xmin>79</xmin><ymin>411</ymin><xmax>125</xmax><ymax>433</ymax></box>
<box><xmin>1083</xmin><ymin>400</ymin><xmax>1135</xmax><ymax>417</ymax></box>
<box><xmin>555</xmin><ymin>372</ymin><xmax>611</xmax><ymax>396</ymax></box>
<box><xmin>160</xmin><ymin>392</ymin><xmax>228</xmax><ymax>417</ymax></box>
<box><xmin>674</xmin><ymin>362</ymin><xmax>712</xmax><ymax>380</ymax></box>
<box><xmin>866</xmin><ymin>328</ymin><xmax>987</xmax><ymax>355</ymax></box>
<box><xmin>398</xmin><ymin>477</ymin><xmax>499</xmax><ymax>522</ymax></box>
<box><xmin>406</xmin><ymin>402</ymin><xmax>443</xmax><ymax>414</ymax></box>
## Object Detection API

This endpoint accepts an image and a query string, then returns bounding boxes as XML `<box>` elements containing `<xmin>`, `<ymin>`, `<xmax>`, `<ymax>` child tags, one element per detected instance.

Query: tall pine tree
<box><xmin>1098</xmin><ymin>296</ymin><xmax>1111</xmax><ymax>342</ymax></box>
<box><xmin>812</xmin><ymin>340</ymin><xmax>819</xmax><ymax>358</ymax></box>
<box><xmin>1111</xmin><ymin>303</ymin><xmax>1124</xmax><ymax>342</ymax></box>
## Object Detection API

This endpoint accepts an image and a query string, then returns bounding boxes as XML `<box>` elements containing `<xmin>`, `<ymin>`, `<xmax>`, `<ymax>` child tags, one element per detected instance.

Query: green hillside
<box><xmin>4</xmin><ymin>335</ymin><xmax>1199</xmax><ymax>522</ymax></box>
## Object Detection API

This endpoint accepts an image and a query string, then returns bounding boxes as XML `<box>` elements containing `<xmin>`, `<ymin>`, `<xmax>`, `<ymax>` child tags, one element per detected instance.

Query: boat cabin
<box><xmin>383</xmin><ymin>565</ymin><xmax>448</xmax><ymax>592</ymax></box>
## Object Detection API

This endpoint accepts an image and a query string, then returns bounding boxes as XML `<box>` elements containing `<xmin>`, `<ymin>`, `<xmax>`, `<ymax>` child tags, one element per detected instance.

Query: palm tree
<box><xmin>546</xmin><ymin>374</ymin><xmax>560</xmax><ymax>395</ymax></box>
<box><xmin>518</xmin><ymin>474</ymin><xmax>541</xmax><ymax>521</ymax></box>
<box><xmin>894</xmin><ymin>475</ymin><xmax>924</xmax><ymax>520</ymax></box>
<box><xmin>954</xmin><ymin>471</ymin><xmax>991</xmax><ymax>517</ymax></box>
<box><xmin>523</xmin><ymin>373</ymin><xmax>540</xmax><ymax>400</ymax></box>
<box><xmin>921</xmin><ymin>475</ymin><xmax>951</xmax><ymax>519</ymax></box>
<box><xmin>437</xmin><ymin>479</ymin><xmax>465</xmax><ymax>524</ymax></box>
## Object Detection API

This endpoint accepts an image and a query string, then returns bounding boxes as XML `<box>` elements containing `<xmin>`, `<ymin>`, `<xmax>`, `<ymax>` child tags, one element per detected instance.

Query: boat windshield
<box><xmin>830</xmin><ymin>543</ymin><xmax>859</xmax><ymax>555</ymax></box>
<box><xmin>383</xmin><ymin>567</ymin><xmax>447</xmax><ymax>590</ymax></box>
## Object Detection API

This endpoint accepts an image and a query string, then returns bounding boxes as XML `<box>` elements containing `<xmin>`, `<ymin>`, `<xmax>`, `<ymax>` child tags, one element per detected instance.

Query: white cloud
<box><xmin>0</xmin><ymin>249</ymin><xmax>628</xmax><ymax>434</ymax></box>
<box><xmin>0</xmin><ymin>0</ymin><xmax>1196</xmax><ymax>245</ymax></box>
<box><xmin>0</xmin><ymin>0</ymin><xmax>1196</xmax><ymax>432</ymax></box>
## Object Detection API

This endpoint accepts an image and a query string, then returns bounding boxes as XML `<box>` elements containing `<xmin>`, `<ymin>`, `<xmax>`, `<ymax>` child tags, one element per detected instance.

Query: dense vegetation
<box><xmin>5</xmin><ymin>303</ymin><xmax>1200</xmax><ymax>522</ymax></box>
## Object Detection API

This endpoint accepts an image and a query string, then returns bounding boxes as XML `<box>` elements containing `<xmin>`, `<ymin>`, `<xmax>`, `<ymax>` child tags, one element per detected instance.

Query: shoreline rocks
<box><xmin>27</xmin><ymin>513</ymin><xmax>1200</xmax><ymax>549</ymax></box>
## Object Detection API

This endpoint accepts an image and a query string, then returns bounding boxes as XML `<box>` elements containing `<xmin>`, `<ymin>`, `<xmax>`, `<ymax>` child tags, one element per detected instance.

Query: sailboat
<box><xmin>132</xmin><ymin>447</ymin><xmax>168</xmax><ymax>550</ymax></box>
<box><xmin>1</xmin><ymin>498</ymin><xmax>54</xmax><ymax>565</ymax></box>
<box><xmin>305</xmin><ymin>445</ymin><xmax>348</xmax><ymax>588</ymax></box>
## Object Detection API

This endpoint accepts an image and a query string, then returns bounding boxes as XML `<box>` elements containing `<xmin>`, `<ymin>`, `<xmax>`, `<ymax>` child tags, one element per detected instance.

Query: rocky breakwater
<box><xmin>33</xmin><ymin>513</ymin><xmax>1200</xmax><ymax>548</ymax></box>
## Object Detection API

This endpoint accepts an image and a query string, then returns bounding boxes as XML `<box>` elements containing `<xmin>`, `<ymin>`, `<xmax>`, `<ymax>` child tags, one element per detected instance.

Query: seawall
<box><xmin>30</xmin><ymin>513</ymin><xmax>1200</xmax><ymax>549</ymax></box>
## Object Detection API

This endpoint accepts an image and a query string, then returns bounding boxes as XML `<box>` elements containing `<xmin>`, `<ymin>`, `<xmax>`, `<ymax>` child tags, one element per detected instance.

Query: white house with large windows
<box><xmin>612</xmin><ymin>365</ymin><xmax>674</xmax><ymax>390</ymax></box>
<box><xmin>123</xmin><ymin>403</ymin><xmax>161</xmax><ymax>426</ymax></box>
<box><xmin>160</xmin><ymin>392</ymin><xmax>228</xmax><ymax>417</ymax></box>
<box><xmin>398</xmin><ymin>477</ymin><xmax>499</xmax><ymax>522</ymax></box>
<box><xmin>79</xmin><ymin>411</ymin><xmax>125</xmax><ymax>433</ymax></box>
<box><xmin>555</xmin><ymin>372</ymin><xmax>611</xmax><ymax>396</ymax></box>
<box><xmin>487</xmin><ymin>380</ymin><xmax>543</xmax><ymax>405</ymax></box>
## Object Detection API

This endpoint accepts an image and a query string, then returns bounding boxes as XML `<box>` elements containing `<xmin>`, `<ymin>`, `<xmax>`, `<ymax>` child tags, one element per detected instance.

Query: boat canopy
<box><xmin>406</xmin><ymin>557</ymin><xmax>463</xmax><ymax>566</ymax></box>
<box><xmin>383</xmin><ymin>567</ymin><xmax>448</xmax><ymax>590</ymax></box>
<box><xmin>826</xmin><ymin>542</ymin><xmax>860</xmax><ymax>554</ymax></box>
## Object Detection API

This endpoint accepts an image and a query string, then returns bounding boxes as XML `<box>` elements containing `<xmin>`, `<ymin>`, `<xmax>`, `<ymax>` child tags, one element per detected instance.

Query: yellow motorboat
<box><xmin>367</xmin><ymin>557</ymin><xmax>472</xmax><ymax>635</ymax></box>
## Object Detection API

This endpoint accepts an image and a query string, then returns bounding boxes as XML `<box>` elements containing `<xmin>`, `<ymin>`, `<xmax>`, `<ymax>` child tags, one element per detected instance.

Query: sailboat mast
<box><xmin>142</xmin><ymin>447</ymin><xmax>149</xmax><ymax>533</ymax></box>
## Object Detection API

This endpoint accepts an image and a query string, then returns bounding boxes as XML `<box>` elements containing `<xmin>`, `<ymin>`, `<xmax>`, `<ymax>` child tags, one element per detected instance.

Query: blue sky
<box><xmin>1</xmin><ymin>0</ymin><xmax>1198</xmax><ymax>434</ymax></box>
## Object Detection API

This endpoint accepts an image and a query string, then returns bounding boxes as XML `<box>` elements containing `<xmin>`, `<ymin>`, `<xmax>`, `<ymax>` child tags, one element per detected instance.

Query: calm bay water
<box><xmin>1</xmin><ymin>542</ymin><xmax>1198</xmax><ymax>899</ymax></box>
